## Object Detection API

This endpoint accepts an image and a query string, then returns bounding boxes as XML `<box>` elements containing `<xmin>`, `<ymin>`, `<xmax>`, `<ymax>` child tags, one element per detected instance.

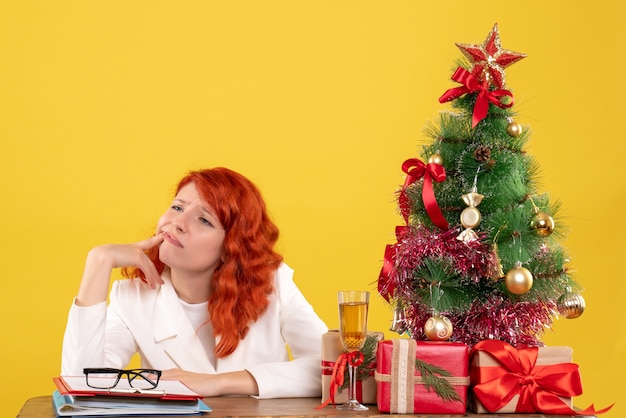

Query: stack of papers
<box><xmin>52</xmin><ymin>391</ymin><xmax>211</xmax><ymax>416</ymax></box>
<box><xmin>52</xmin><ymin>376</ymin><xmax>211</xmax><ymax>416</ymax></box>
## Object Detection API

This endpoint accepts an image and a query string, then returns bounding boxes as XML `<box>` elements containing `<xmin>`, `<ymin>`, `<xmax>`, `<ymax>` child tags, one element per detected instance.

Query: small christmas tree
<box><xmin>378</xmin><ymin>24</ymin><xmax>586</xmax><ymax>347</ymax></box>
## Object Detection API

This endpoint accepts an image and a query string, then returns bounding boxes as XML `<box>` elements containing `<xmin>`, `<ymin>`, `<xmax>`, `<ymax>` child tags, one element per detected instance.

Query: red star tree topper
<box><xmin>455</xmin><ymin>23</ymin><xmax>526</xmax><ymax>88</ymax></box>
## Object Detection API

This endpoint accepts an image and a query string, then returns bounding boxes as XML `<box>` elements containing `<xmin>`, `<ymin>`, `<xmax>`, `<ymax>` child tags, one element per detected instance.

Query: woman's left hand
<box><xmin>160</xmin><ymin>368</ymin><xmax>259</xmax><ymax>397</ymax></box>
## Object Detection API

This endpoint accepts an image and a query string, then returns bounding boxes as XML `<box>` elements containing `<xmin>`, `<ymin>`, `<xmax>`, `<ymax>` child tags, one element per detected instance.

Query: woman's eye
<box><xmin>199</xmin><ymin>217</ymin><xmax>213</xmax><ymax>227</ymax></box>
<box><xmin>170</xmin><ymin>205</ymin><xmax>183</xmax><ymax>212</ymax></box>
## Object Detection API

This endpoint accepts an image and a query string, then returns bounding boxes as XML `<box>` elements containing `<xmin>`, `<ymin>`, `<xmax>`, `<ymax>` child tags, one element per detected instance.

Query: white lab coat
<box><xmin>61</xmin><ymin>263</ymin><xmax>328</xmax><ymax>398</ymax></box>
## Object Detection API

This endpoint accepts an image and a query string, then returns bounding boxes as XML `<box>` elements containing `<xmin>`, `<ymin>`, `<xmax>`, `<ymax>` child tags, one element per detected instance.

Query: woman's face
<box><xmin>156</xmin><ymin>182</ymin><xmax>226</xmax><ymax>277</ymax></box>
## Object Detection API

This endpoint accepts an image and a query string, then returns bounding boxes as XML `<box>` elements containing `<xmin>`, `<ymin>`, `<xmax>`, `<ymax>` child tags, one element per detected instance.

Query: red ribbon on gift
<box><xmin>399</xmin><ymin>158</ymin><xmax>449</xmax><ymax>230</ymax></box>
<box><xmin>471</xmin><ymin>340</ymin><xmax>613</xmax><ymax>415</ymax></box>
<box><xmin>317</xmin><ymin>351</ymin><xmax>365</xmax><ymax>409</ymax></box>
<box><xmin>438</xmin><ymin>67</ymin><xmax>514</xmax><ymax>128</ymax></box>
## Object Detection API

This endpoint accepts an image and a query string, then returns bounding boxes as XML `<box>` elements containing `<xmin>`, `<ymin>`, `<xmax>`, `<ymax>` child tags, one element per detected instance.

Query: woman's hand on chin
<box><xmin>76</xmin><ymin>235</ymin><xmax>165</xmax><ymax>306</ymax></box>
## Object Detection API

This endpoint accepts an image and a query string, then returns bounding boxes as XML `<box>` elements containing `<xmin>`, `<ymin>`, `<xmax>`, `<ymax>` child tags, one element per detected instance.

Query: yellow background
<box><xmin>1</xmin><ymin>1</ymin><xmax>624</xmax><ymax>416</ymax></box>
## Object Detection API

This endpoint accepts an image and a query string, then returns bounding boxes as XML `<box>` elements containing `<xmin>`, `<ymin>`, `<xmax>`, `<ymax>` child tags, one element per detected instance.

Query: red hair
<box><xmin>123</xmin><ymin>167</ymin><xmax>283</xmax><ymax>357</ymax></box>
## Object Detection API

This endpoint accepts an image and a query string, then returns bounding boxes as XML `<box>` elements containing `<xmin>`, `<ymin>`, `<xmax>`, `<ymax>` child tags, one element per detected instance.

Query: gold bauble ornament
<box><xmin>507</xmin><ymin>121</ymin><xmax>523</xmax><ymax>137</ymax></box>
<box><xmin>557</xmin><ymin>289</ymin><xmax>586</xmax><ymax>319</ymax></box>
<box><xmin>428</xmin><ymin>152</ymin><xmax>444</xmax><ymax>166</ymax></box>
<box><xmin>423</xmin><ymin>314</ymin><xmax>453</xmax><ymax>341</ymax></box>
<box><xmin>504</xmin><ymin>263</ymin><xmax>533</xmax><ymax>294</ymax></box>
<box><xmin>530</xmin><ymin>211</ymin><xmax>555</xmax><ymax>237</ymax></box>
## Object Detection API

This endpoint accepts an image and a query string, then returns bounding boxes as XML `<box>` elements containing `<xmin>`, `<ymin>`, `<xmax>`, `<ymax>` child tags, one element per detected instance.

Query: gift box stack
<box><xmin>368</xmin><ymin>337</ymin><xmax>612</xmax><ymax>415</ymax></box>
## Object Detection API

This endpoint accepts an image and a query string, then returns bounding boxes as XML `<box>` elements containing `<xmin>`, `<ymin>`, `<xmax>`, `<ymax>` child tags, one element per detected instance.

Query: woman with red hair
<box><xmin>61</xmin><ymin>167</ymin><xmax>328</xmax><ymax>398</ymax></box>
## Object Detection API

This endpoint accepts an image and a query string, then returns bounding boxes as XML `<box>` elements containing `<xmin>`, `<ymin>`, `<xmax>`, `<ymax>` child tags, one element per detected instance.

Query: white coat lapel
<box><xmin>153</xmin><ymin>275</ymin><xmax>216</xmax><ymax>373</ymax></box>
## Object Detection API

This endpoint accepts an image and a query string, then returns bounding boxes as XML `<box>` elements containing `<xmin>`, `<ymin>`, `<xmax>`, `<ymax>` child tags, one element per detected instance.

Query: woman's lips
<box><xmin>163</xmin><ymin>232</ymin><xmax>183</xmax><ymax>248</ymax></box>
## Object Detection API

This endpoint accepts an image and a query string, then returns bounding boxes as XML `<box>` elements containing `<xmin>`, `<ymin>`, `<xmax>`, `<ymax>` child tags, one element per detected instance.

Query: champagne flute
<box><xmin>337</xmin><ymin>290</ymin><xmax>369</xmax><ymax>411</ymax></box>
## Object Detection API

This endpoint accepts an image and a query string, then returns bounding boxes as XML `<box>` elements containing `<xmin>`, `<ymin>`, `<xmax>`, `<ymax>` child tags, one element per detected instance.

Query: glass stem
<box><xmin>348</xmin><ymin>364</ymin><xmax>357</xmax><ymax>402</ymax></box>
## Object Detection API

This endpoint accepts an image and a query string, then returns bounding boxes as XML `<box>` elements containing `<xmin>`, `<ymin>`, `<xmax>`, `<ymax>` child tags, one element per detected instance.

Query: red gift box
<box><xmin>375</xmin><ymin>339</ymin><xmax>469</xmax><ymax>414</ymax></box>
<box><xmin>469</xmin><ymin>339</ymin><xmax>613</xmax><ymax>415</ymax></box>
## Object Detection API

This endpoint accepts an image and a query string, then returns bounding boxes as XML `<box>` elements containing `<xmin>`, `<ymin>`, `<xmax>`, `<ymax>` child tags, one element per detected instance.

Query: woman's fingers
<box><xmin>134</xmin><ymin>235</ymin><xmax>165</xmax><ymax>288</ymax></box>
<box><xmin>104</xmin><ymin>236</ymin><xmax>165</xmax><ymax>288</ymax></box>
<box><xmin>137</xmin><ymin>234</ymin><xmax>165</xmax><ymax>250</ymax></box>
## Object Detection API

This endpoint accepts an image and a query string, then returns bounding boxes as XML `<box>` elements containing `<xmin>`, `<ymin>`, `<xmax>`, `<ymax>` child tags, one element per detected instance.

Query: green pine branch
<box><xmin>414</xmin><ymin>358</ymin><xmax>462</xmax><ymax>403</ymax></box>
<box><xmin>411</xmin><ymin>258</ymin><xmax>477</xmax><ymax>312</ymax></box>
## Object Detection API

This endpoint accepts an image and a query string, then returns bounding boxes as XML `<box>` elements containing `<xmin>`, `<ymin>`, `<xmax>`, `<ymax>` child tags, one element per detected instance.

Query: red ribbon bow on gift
<box><xmin>317</xmin><ymin>351</ymin><xmax>365</xmax><ymax>409</ymax></box>
<box><xmin>471</xmin><ymin>340</ymin><xmax>613</xmax><ymax>415</ymax></box>
<box><xmin>438</xmin><ymin>67</ymin><xmax>514</xmax><ymax>128</ymax></box>
<box><xmin>399</xmin><ymin>158</ymin><xmax>449</xmax><ymax>230</ymax></box>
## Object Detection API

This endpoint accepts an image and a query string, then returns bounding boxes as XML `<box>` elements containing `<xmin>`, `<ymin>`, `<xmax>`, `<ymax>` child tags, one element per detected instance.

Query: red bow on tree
<box><xmin>398</xmin><ymin>158</ymin><xmax>449</xmax><ymax>230</ymax></box>
<box><xmin>379</xmin><ymin>159</ymin><xmax>448</xmax><ymax>302</ymax></box>
<box><xmin>438</xmin><ymin>67</ymin><xmax>514</xmax><ymax>128</ymax></box>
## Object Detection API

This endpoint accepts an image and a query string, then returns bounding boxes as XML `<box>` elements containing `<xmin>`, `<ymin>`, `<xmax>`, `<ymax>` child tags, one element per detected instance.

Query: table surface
<box><xmin>18</xmin><ymin>395</ymin><xmax>596</xmax><ymax>418</ymax></box>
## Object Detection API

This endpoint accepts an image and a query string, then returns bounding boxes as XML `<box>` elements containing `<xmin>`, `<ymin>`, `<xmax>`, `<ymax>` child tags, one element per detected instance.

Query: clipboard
<box><xmin>53</xmin><ymin>376</ymin><xmax>203</xmax><ymax>401</ymax></box>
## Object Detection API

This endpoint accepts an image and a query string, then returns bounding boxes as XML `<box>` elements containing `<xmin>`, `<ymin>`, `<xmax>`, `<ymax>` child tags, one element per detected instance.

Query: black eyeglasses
<box><xmin>83</xmin><ymin>368</ymin><xmax>162</xmax><ymax>390</ymax></box>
